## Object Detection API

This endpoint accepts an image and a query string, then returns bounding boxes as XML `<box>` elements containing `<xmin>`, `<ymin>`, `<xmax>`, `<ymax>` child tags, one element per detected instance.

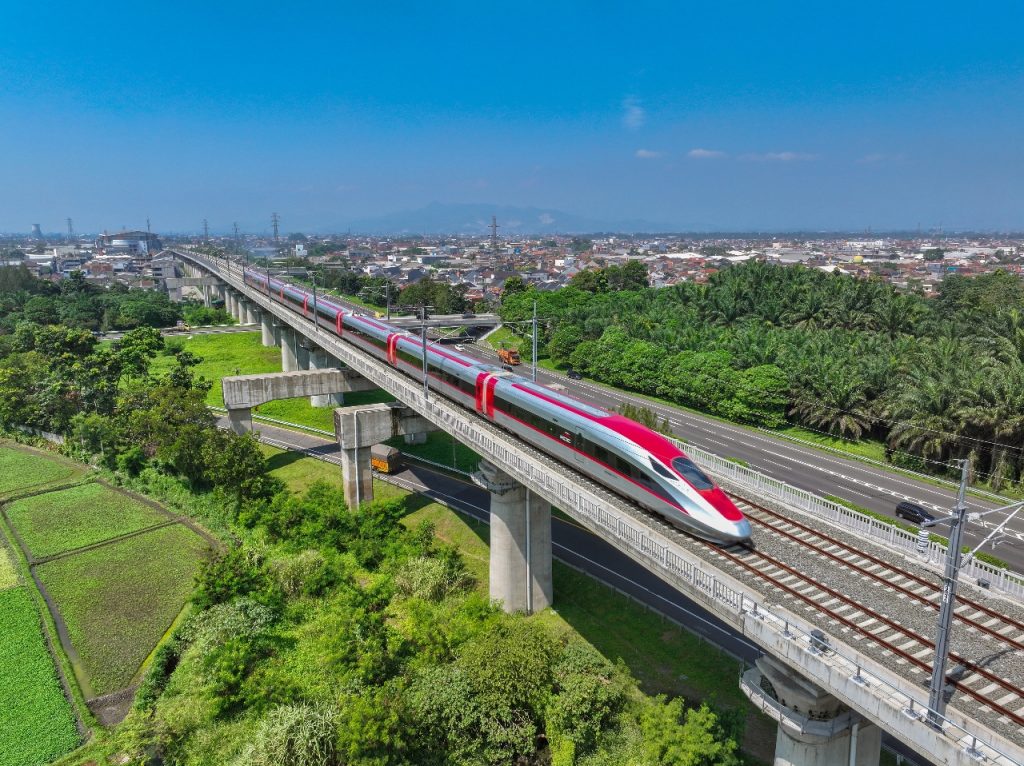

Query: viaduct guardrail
<box><xmin>176</xmin><ymin>250</ymin><xmax>1024</xmax><ymax>766</ymax></box>
<box><xmin>683</xmin><ymin>441</ymin><xmax>1024</xmax><ymax>601</ymax></box>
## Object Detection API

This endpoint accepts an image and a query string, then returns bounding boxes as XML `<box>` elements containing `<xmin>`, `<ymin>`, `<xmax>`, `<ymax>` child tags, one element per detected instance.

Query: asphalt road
<box><xmin>456</xmin><ymin>342</ymin><xmax>1024</xmax><ymax>571</ymax></box>
<box><xmin>247</xmin><ymin>418</ymin><xmax>929</xmax><ymax>766</ymax></box>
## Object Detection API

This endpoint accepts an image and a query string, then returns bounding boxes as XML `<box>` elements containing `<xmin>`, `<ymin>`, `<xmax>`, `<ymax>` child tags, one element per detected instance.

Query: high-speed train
<box><xmin>244</xmin><ymin>269</ymin><xmax>751</xmax><ymax>544</ymax></box>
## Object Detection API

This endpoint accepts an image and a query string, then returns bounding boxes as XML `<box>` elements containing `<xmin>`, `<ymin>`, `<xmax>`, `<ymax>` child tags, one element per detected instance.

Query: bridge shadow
<box><xmin>264</xmin><ymin>449</ymin><xmax>307</xmax><ymax>473</ymax></box>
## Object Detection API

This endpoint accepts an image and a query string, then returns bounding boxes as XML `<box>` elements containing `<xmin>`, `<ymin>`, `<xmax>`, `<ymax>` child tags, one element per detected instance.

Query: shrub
<box><xmin>242</xmin><ymin>703</ymin><xmax>338</xmax><ymax>766</ymax></box>
<box><xmin>180</xmin><ymin>597</ymin><xmax>278</xmax><ymax>655</ymax></box>
<box><xmin>393</xmin><ymin>554</ymin><xmax>473</xmax><ymax>602</ymax></box>
<box><xmin>268</xmin><ymin>549</ymin><xmax>332</xmax><ymax>598</ymax></box>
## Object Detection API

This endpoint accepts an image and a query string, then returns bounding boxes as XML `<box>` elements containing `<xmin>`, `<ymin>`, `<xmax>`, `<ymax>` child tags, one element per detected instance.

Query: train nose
<box><xmin>718</xmin><ymin>517</ymin><xmax>752</xmax><ymax>544</ymax></box>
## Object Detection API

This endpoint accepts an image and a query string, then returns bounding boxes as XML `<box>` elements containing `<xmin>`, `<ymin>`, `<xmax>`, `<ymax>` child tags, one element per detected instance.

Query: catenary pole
<box><xmin>927</xmin><ymin>459</ymin><xmax>970</xmax><ymax>727</ymax></box>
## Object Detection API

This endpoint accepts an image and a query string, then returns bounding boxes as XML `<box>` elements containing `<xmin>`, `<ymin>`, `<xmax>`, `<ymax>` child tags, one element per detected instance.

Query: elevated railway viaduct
<box><xmin>169</xmin><ymin>250</ymin><xmax>1024</xmax><ymax>766</ymax></box>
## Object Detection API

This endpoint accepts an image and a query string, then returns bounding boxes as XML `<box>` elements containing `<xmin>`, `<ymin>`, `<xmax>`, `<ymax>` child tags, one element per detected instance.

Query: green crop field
<box><xmin>37</xmin><ymin>524</ymin><xmax>211</xmax><ymax>696</ymax></box>
<box><xmin>0</xmin><ymin>444</ymin><xmax>87</xmax><ymax>500</ymax></box>
<box><xmin>6</xmin><ymin>483</ymin><xmax>168</xmax><ymax>559</ymax></box>
<box><xmin>0</xmin><ymin>544</ymin><xmax>17</xmax><ymax>590</ymax></box>
<box><xmin>0</xmin><ymin>587</ymin><xmax>78</xmax><ymax>766</ymax></box>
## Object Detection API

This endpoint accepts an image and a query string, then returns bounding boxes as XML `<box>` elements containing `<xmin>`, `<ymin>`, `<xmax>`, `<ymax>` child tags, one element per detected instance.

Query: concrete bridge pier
<box><xmin>225</xmin><ymin>291</ymin><xmax>239</xmax><ymax>322</ymax></box>
<box><xmin>280</xmin><ymin>327</ymin><xmax>299</xmax><ymax>371</ymax></box>
<box><xmin>742</xmin><ymin>655</ymin><xmax>881</xmax><ymax>766</ymax></box>
<box><xmin>333</xmin><ymin>403</ymin><xmax>436</xmax><ymax>509</ymax></box>
<box><xmin>307</xmin><ymin>348</ymin><xmax>345</xmax><ymax>406</ymax></box>
<box><xmin>260</xmin><ymin>312</ymin><xmax>278</xmax><ymax>347</ymax></box>
<box><xmin>472</xmin><ymin>460</ymin><xmax>552</xmax><ymax>614</ymax></box>
<box><xmin>245</xmin><ymin>299</ymin><xmax>259</xmax><ymax>325</ymax></box>
<box><xmin>202</xmin><ymin>283</ymin><xmax>214</xmax><ymax>308</ymax></box>
<box><xmin>296</xmin><ymin>338</ymin><xmax>314</xmax><ymax>372</ymax></box>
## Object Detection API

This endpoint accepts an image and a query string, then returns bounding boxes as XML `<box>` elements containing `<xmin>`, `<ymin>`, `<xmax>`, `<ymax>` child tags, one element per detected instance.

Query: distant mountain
<box><xmin>345</xmin><ymin>202</ymin><xmax>679</xmax><ymax>235</ymax></box>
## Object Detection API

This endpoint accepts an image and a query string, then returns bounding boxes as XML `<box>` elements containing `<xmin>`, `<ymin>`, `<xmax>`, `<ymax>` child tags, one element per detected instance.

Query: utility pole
<box><xmin>490</xmin><ymin>215</ymin><xmax>500</xmax><ymax>255</ymax></box>
<box><xmin>926</xmin><ymin>459</ymin><xmax>970</xmax><ymax>727</ymax></box>
<box><xmin>271</xmin><ymin>212</ymin><xmax>280</xmax><ymax>244</ymax></box>
<box><xmin>311</xmin><ymin>270</ymin><xmax>318</xmax><ymax>330</ymax></box>
<box><xmin>532</xmin><ymin>299</ymin><xmax>538</xmax><ymax>383</ymax></box>
<box><xmin>386</xmin><ymin>282</ymin><xmax>391</xmax><ymax>321</ymax></box>
<box><xmin>420</xmin><ymin>303</ymin><xmax>429</xmax><ymax>401</ymax></box>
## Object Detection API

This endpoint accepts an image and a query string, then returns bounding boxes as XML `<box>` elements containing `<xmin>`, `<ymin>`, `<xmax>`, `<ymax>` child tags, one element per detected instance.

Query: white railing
<box><xmin>180</xmin><ymin>252</ymin><xmax>1024</xmax><ymax>766</ymax></box>
<box><xmin>680</xmin><ymin>440</ymin><xmax>1024</xmax><ymax>601</ymax></box>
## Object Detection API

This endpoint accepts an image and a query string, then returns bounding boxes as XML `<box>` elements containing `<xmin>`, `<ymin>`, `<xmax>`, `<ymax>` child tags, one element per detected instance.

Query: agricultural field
<box><xmin>0</xmin><ymin>586</ymin><xmax>79</xmax><ymax>766</ymax></box>
<box><xmin>36</xmin><ymin>524</ymin><xmax>210</xmax><ymax>696</ymax></box>
<box><xmin>0</xmin><ymin>444</ymin><xmax>88</xmax><ymax>500</ymax></box>
<box><xmin>6</xmin><ymin>483</ymin><xmax>168</xmax><ymax>559</ymax></box>
<box><xmin>0</xmin><ymin>543</ymin><xmax>17</xmax><ymax>589</ymax></box>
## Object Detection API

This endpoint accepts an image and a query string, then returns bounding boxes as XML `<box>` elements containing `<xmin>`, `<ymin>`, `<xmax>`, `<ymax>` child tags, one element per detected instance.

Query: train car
<box><xmin>243</xmin><ymin>269</ymin><xmax>750</xmax><ymax>544</ymax></box>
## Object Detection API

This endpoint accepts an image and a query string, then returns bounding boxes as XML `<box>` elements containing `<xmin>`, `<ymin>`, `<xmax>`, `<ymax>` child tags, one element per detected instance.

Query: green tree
<box><xmin>204</xmin><ymin>431</ymin><xmax>280</xmax><ymax>511</ymax></box>
<box><xmin>641</xmin><ymin>696</ymin><xmax>739</xmax><ymax>766</ymax></box>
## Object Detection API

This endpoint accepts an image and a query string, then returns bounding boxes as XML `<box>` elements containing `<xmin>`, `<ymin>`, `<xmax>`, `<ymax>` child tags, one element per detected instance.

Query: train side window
<box><xmin>593</xmin><ymin>444</ymin><xmax>608</xmax><ymax>463</ymax></box>
<box><xmin>649</xmin><ymin>458</ymin><xmax>675</xmax><ymax>480</ymax></box>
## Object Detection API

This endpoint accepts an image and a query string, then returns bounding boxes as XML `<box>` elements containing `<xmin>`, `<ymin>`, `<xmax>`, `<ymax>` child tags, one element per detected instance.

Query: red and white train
<box><xmin>244</xmin><ymin>269</ymin><xmax>752</xmax><ymax>544</ymax></box>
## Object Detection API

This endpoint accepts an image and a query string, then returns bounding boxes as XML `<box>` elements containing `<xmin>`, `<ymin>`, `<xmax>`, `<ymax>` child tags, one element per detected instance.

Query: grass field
<box><xmin>37</xmin><ymin>524</ymin><xmax>211</xmax><ymax>695</ymax></box>
<box><xmin>6</xmin><ymin>483</ymin><xmax>168</xmax><ymax>559</ymax></box>
<box><xmin>0</xmin><ymin>444</ymin><xmax>88</xmax><ymax>500</ymax></box>
<box><xmin>153</xmin><ymin>330</ymin><xmax>394</xmax><ymax>431</ymax></box>
<box><xmin>384</xmin><ymin>430</ymin><xmax>481</xmax><ymax>473</ymax></box>
<box><xmin>152</xmin><ymin>331</ymin><xmax>280</xmax><ymax>407</ymax></box>
<box><xmin>483</xmin><ymin>325</ymin><xmax>524</xmax><ymax>352</ymax></box>
<box><xmin>0</xmin><ymin>586</ymin><xmax>79</xmax><ymax>766</ymax></box>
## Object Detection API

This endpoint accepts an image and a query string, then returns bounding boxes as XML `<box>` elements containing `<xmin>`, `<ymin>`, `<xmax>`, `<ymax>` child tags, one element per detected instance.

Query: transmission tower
<box><xmin>146</xmin><ymin>217</ymin><xmax>151</xmax><ymax>234</ymax></box>
<box><xmin>202</xmin><ymin>218</ymin><xmax>209</xmax><ymax>243</ymax></box>
<box><xmin>489</xmin><ymin>215</ymin><xmax>500</xmax><ymax>254</ymax></box>
<box><xmin>271</xmin><ymin>212</ymin><xmax>281</xmax><ymax>243</ymax></box>
<box><xmin>66</xmin><ymin>218</ymin><xmax>74</xmax><ymax>242</ymax></box>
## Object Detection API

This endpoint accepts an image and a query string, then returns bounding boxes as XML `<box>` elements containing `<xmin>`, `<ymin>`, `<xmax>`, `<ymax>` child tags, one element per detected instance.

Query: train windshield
<box><xmin>671</xmin><ymin>457</ymin><xmax>714</xmax><ymax>490</ymax></box>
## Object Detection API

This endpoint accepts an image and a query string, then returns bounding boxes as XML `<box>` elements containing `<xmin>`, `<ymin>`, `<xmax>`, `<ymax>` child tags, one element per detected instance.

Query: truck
<box><xmin>497</xmin><ymin>345</ymin><xmax>521</xmax><ymax>366</ymax></box>
<box><xmin>370</xmin><ymin>444</ymin><xmax>402</xmax><ymax>474</ymax></box>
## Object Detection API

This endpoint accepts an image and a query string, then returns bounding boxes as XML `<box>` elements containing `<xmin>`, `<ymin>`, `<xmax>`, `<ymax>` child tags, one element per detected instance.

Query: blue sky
<box><xmin>2</xmin><ymin>1</ymin><xmax>1022</xmax><ymax>233</ymax></box>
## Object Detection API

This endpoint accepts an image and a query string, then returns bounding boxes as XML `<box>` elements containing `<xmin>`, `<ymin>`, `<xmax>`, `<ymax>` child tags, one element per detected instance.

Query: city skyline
<box><xmin>2</xmin><ymin>1</ymin><xmax>1022</xmax><ymax>232</ymax></box>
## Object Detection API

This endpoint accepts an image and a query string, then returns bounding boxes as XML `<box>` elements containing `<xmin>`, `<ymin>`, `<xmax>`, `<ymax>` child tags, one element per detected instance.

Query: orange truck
<box><xmin>498</xmin><ymin>347</ymin><xmax>521</xmax><ymax>366</ymax></box>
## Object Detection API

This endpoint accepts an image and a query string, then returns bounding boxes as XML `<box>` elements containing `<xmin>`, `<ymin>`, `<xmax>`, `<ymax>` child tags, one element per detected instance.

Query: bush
<box><xmin>192</xmin><ymin>547</ymin><xmax>276</xmax><ymax>610</ymax></box>
<box><xmin>242</xmin><ymin>703</ymin><xmax>339</xmax><ymax>766</ymax></box>
<box><xmin>267</xmin><ymin>549</ymin><xmax>333</xmax><ymax>597</ymax></box>
<box><xmin>546</xmin><ymin>642</ymin><xmax>627</xmax><ymax>758</ymax></box>
<box><xmin>117</xmin><ymin>445</ymin><xmax>147</xmax><ymax>476</ymax></box>
<box><xmin>393</xmin><ymin>554</ymin><xmax>473</xmax><ymax>602</ymax></box>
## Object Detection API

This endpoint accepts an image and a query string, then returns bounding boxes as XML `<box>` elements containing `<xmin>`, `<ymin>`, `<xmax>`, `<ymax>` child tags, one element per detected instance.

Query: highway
<box><xmin>456</xmin><ymin>341</ymin><xmax>1024</xmax><ymax>572</ymax></box>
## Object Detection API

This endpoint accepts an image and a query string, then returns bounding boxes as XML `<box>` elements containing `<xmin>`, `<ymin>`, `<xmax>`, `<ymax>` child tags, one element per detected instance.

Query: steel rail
<box><xmin>737</xmin><ymin>500</ymin><xmax>1024</xmax><ymax>650</ymax></box>
<box><xmin>708</xmin><ymin>542</ymin><xmax>1024</xmax><ymax>727</ymax></box>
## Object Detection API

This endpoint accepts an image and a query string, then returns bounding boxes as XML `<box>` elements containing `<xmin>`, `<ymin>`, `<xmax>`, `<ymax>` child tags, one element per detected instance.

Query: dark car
<box><xmin>566</xmin><ymin>369</ymin><xmax>582</xmax><ymax>380</ymax></box>
<box><xmin>502</xmin><ymin>364</ymin><xmax>515</xmax><ymax>373</ymax></box>
<box><xmin>895</xmin><ymin>501</ymin><xmax>934</xmax><ymax>525</ymax></box>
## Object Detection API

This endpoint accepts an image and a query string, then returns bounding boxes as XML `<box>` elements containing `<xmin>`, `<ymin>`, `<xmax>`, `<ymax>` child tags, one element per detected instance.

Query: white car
<box><xmin>455</xmin><ymin>344</ymin><xmax>466</xmax><ymax>351</ymax></box>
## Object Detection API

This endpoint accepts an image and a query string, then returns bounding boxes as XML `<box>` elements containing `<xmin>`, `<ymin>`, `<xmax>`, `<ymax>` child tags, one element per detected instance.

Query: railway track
<box><xmin>711</xmin><ymin>495</ymin><xmax>1024</xmax><ymax>731</ymax></box>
